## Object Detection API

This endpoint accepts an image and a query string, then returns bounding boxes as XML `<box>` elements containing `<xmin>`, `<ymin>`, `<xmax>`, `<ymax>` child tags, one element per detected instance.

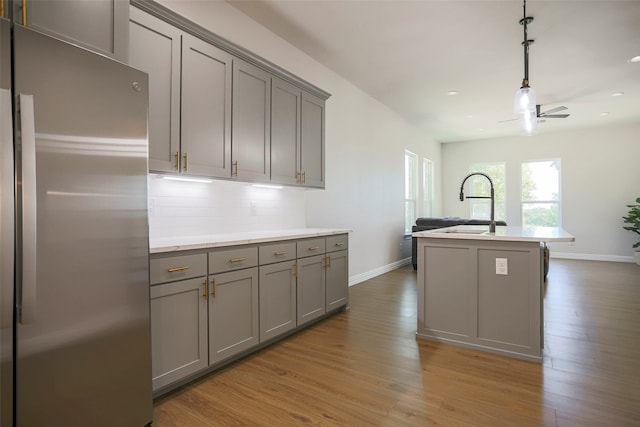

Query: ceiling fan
<box><xmin>537</xmin><ymin>104</ymin><xmax>570</xmax><ymax>119</ymax></box>
<box><xmin>500</xmin><ymin>104</ymin><xmax>570</xmax><ymax>123</ymax></box>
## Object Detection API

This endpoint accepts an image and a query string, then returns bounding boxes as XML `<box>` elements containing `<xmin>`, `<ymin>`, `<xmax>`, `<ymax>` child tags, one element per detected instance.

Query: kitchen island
<box><xmin>413</xmin><ymin>225</ymin><xmax>574</xmax><ymax>362</ymax></box>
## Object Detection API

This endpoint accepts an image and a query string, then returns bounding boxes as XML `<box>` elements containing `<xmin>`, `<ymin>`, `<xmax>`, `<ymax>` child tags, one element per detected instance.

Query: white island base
<box><xmin>413</xmin><ymin>225</ymin><xmax>574</xmax><ymax>363</ymax></box>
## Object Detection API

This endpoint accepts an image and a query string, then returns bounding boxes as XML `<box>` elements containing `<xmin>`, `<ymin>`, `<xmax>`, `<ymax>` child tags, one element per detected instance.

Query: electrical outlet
<box><xmin>496</xmin><ymin>258</ymin><xmax>508</xmax><ymax>275</ymax></box>
<box><xmin>148</xmin><ymin>198</ymin><xmax>155</xmax><ymax>217</ymax></box>
<box><xmin>250</xmin><ymin>201</ymin><xmax>257</xmax><ymax>216</ymax></box>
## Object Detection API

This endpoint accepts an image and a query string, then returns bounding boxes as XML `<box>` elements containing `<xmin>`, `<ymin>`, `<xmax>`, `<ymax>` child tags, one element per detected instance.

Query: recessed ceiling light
<box><xmin>630</xmin><ymin>56</ymin><xmax>640</xmax><ymax>63</ymax></box>
<box><xmin>611</xmin><ymin>92</ymin><xmax>624</xmax><ymax>97</ymax></box>
<box><xmin>447</xmin><ymin>91</ymin><xmax>459</xmax><ymax>96</ymax></box>
<box><xmin>599</xmin><ymin>112</ymin><xmax>610</xmax><ymax>117</ymax></box>
<box><xmin>465</xmin><ymin>115</ymin><xmax>473</xmax><ymax>119</ymax></box>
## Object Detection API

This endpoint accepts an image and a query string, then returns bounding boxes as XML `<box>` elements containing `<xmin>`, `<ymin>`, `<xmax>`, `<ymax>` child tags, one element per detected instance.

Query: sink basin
<box><xmin>441</xmin><ymin>228</ymin><xmax>489</xmax><ymax>235</ymax></box>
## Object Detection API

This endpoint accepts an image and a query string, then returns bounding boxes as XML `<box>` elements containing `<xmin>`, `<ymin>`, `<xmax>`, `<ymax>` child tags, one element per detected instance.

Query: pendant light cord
<box><xmin>522</xmin><ymin>0</ymin><xmax>530</xmax><ymax>87</ymax></box>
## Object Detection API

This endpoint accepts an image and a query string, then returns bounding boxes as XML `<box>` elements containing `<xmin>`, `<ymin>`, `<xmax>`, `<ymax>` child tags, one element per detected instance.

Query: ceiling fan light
<box><xmin>514</xmin><ymin>86</ymin><xmax>536</xmax><ymax>114</ymax></box>
<box><xmin>518</xmin><ymin>109</ymin><xmax>537</xmax><ymax>136</ymax></box>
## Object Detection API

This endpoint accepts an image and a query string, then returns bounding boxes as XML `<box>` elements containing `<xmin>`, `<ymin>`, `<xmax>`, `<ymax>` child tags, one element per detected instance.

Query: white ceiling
<box><xmin>227</xmin><ymin>0</ymin><xmax>640</xmax><ymax>143</ymax></box>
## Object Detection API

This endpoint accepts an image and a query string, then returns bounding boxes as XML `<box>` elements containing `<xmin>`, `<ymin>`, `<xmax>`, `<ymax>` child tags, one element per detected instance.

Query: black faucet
<box><xmin>459</xmin><ymin>172</ymin><xmax>496</xmax><ymax>233</ymax></box>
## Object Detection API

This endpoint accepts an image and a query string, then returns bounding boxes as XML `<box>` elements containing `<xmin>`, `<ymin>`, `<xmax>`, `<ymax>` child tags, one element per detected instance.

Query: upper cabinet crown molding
<box><xmin>129</xmin><ymin>0</ymin><xmax>330</xmax><ymax>102</ymax></box>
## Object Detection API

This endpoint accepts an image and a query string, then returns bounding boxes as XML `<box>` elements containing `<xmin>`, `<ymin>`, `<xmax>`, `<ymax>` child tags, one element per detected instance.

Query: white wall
<box><xmin>152</xmin><ymin>1</ymin><xmax>441</xmax><ymax>281</ymax></box>
<box><xmin>442</xmin><ymin>122</ymin><xmax>640</xmax><ymax>261</ymax></box>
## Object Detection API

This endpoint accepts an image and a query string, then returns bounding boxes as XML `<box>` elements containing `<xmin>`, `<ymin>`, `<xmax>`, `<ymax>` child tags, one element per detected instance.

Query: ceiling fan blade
<box><xmin>541</xmin><ymin>106</ymin><xmax>568</xmax><ymax>115</ymax></box>
<box><xmin>542</xmin><ymin>114</ymin><xmax>570</xmax><ymax>119</ymax></box>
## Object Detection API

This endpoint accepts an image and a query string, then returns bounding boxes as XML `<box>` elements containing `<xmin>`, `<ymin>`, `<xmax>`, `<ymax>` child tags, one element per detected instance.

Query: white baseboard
<box><xmin>551</xmin><ymin>252</ymin><xmax>635</xmax><ymax>263</ymax></box>
<box><xmin>349</xmin><ymin>257</ymin><xmax>412</xmax><ymax>286</ymax></box>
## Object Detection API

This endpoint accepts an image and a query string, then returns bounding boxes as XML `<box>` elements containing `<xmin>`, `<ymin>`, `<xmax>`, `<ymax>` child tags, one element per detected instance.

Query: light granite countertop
<box><xmin>150</xmin><ymin>228</ymin><xmax>351</xmax><ymax>254</ymax></box>
<box><xmin>413</xmin><ymin>225</ymin><xmax>575</xmax><ymax>243</ymax></box>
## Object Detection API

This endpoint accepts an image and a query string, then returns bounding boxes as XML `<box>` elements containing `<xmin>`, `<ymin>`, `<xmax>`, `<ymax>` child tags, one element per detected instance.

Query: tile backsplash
<box><xmin>148</xmin><ymin>174</ymin><xmax>306</xmax><ymax>239</ymax></box>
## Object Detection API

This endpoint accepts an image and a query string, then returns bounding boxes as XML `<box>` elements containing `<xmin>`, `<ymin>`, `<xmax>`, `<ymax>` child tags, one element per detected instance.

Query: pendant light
<box><xmin>513</xmin><ymin>0</ymin><xmax>536</xmax><ymax>135</ymax></box>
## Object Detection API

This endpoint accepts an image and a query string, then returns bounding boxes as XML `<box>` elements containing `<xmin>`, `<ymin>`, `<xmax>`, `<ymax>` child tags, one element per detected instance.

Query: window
<box><xmin>521</xmin><ymin>160</ymin><xmax>560</xmax><ymax>227</ymax></box>
<box><xmin>468</xmin><ymin>163</ymin><xmax>506</xmax><ymax>221</ymax></box>
<box><xmin>404</xmin><ymin>150</ymin><xmax>417</xmax><ymax>234</ymax></box>
<box><xmin>422</xmin><ymin>158</ymin><xmax>434</xmax><ymax>217</ymax></box>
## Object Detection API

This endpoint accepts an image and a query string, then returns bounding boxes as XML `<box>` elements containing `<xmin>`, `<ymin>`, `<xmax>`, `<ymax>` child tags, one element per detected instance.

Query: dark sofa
<box><xmin>411</xmin><ymin>217</ymin><xmax>507</xmax><ymax>270</ymax></box>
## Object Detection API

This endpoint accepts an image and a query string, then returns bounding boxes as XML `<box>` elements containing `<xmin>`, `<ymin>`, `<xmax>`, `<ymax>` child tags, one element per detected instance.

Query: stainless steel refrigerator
<box><xmin>0</xmin><ymin>19</ymin><xmax>152</xmax><ymax>426</ymax></box>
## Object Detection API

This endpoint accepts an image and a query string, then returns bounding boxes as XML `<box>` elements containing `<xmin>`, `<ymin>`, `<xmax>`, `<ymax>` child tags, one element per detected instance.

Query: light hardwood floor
<box><xmin>153</xmin><ymin>259</ymin><xmax>640</xmax><ymax>426</ymax></box>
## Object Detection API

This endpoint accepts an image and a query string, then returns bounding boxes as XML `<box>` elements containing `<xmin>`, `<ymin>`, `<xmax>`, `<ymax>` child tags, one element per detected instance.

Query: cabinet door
<box><xmin>129</xmin><ymin>7</ymin><xmax>181</xmax><ymax>173</ymax></box>
<box><xmin>326</xmin><ymin>250</ymin><xmax>348</xmax><ymax>311</ymax></box>
<box><xmin>232</xmin><ymin>59</ymin><xmax>271</xmax><ymax>181</ymax></box>
<box><xmin>181</xmin><ymin>33</ymin><xmax>232</xmax><ymax>177</ymax></box>
<box><xmin>297</xmin><ymin>254</ymin><xmax>326</xmax><ymax>326</ymax></box>
<box><xmin>150</xmin><ymin>277</ymin><xmax>208</xmax><ymax>391</ymax></box>
<box><xmin>300</xmin><ymin>92</ymin><xmax>325</xmax><ymax>188</ymax></box>
<box><xmin>209</xmin><ymin>268</ymin><xmax>259</xmax><ymax>364</ymax></box>
<box><xmin>17</xmin><ymin>0</ymin><xmax>129</xmax><ymax>62</ymax></box>
<box><xmin>259</xmin><ymin>261</ymin><xmax>297</xmax><ymax>343</ymax></box>
<box><xmin>271</xmin><ymin>77</ymin><xmax>301</xmax><ymax>185</ymax></box>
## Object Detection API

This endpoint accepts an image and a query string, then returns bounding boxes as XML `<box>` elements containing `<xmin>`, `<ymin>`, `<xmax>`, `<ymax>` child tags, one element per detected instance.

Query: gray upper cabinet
<box><xmin>129</xmin><ymin>7</ymin><xmax>232</xmax><ymax>177</ymax></box>
<box><xmin>232</xmin><ymin>59</ymin><xmax>271</xmax><ymax>182</ymax></box>
<box><xmin>301</xmin><ymin>92</ymin><xmax>326</xmax><ymax>188</ymax></box>
<box><xmin>271</xmin><ymin>78</ymin><xmax>301</xmax><ymax>186</ymax></box>
<box><xmin>181</xmin><ymin>33</ymin><xmax>232</xmax><ymax>177</ymax></box>
<box><xmin>128</xmin><ymin>2</ymin><xmax>329</xmax><ymax>185</ymax></box>
<box><xmin>15</xmin><ymin>0</ymin><xmax>129</xmax><ymax>62</ymax></box>
<box><xmin>129</xmin><ymin>7</ymin><xmax>180</xmax><ymax>173</ymax></box>
<box><xmin>271</xmin><ymin>78</ymin><xmax>326</xmax><ymax>188</ymax></box>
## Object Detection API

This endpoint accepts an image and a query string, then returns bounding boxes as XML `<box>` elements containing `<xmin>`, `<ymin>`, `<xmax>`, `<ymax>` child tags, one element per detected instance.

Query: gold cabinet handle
<box><xmin>229</xmin><ymin>257</ymin><xmax>246</xmax><ymax>263</ymax></box>
<box><xmin>167</xmin><ymin>266</ymin><xmax>189</xmax><ymax>273</ymax></box>
<box><xmin>174</xmin><ymin>151</ymin><xmax>179</xmax><ymax>171</ymax></box>
<box><xmin>307</xmin><ymin>246</ymin><xmax>319</xmax><ymax>251</ymax></box>
<box><xmin>274</xmin><ymin>251</ymin><xmax>287</xmax><ymax>256</ymax></box>
<box><xmin>202</xmin><ymin>279</ymin><xmax>209</xmax><ymax>299</ymax></box>
<box><xmin>302</xmin><ymin>171</ymin><xmax>306</xmax><ymax>184</ymax></box>
<box><xmin>325</xmin><ymin>255</ymin><xmax>331</xmax><ymax>269</ymax></box>
<box><xmin>335</xmin><ymin>242</ymin><xmax>344</xmax><ymax>247</ymax></box>
<box><xmin>293</xmin><ymin>262</ymin><xmax>298</xmax><ymax>278</ymax></box>
<box><xmin>1</xmin><ymin>0</ymin><xmax>5</xmax><ymax>19</ymax></box>
<box><xmin>232</xmin><ymin>160</ymin><xmax>239</xmax><ymax>177</ymax></box>
<box><xmin>297</xmin><ymin>171</ymin><xmax>302</xmax><ymax>184</ymax></box>
<box><xmin>183</xmin><ymin>152</ymin><xmax>188</xmax><ymax>171</ymax></box>
<box><xmin>21</xmin><ymin>0</ymin><xmax>27</xmax><ymax>25</ymax></box>
<box><xmin>212</xmin><ymin>278</ymin><xmax>217</xmax><ymax>298</ymax></box>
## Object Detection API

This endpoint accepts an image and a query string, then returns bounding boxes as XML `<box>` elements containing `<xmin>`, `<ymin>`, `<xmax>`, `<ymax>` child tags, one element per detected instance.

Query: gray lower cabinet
<box><xmin>326</xmin><ymin>249</ymin><xmax>348</xmax><ymax>311</ymax></box>
<box><xmin>129</xmin><ymin>7</ymin><xmax>232</xmax><ymax>176</ymax></box>
<box><xmin>150</xmin><ymin>277</ymin><xmax>208</xmax><ymax>391</ymax></box>
<box><xmin>416</xmin><ymin>238</ymin><xmax>543</xmax><ymax>362</ymax></box>
<box><xmin>15</xmin><ymin>0</ymin><xmax>129</xmax><ymax>62</ymax></box>
<box><xmin>208</xmin><ymin>267</ymin><xmax>260</xmax><ymax>365</ymax></box>
<box><xmin>149</xmin><ymin>233</ymin><xmax>348</xmax><ymax>395</ymax></box>
<box><xmin>296</xmin><ymin>254</ymin><xmax>326</xmax><ymax>326</ymax></box>
<box><xmin>232</xmin><ymin>59</ymin><xmax>271</xmax><ymax>182</ymax></box>
<box><xmin>259</xmin><ymin>261</ymin><xmax>297</xmax><ymax>342</ymax></box>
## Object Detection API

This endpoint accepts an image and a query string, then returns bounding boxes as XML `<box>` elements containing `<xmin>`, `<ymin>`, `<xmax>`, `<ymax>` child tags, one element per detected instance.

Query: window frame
<box><xmin>404</xmin><ymin>150</ymin><xmax>418</xmax><ymax>235</ymax></box>
<box><xmin>520</xmin><ymin>159</ymin><xmax>562</xmax><ymax>227</ymax></box>
<box><xmin>422</xmin><ymin>157</ymin><xmax>434</xmax><ymax>218</ymax></box>
<box><xmin>468</xmin><ymin>162</ymin><xmax>506</xmax><ymax>222</ymax></box>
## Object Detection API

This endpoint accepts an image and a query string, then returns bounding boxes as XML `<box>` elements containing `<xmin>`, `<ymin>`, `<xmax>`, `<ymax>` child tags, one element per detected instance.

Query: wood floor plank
<box><xmin>153</xmin><ymin>259</ymin><xmax>640</xmax><ymax>426</ymax></box>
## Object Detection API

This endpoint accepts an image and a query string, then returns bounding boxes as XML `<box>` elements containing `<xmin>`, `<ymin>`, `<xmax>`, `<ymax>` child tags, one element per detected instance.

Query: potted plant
<box><xmin>623</xmin><ymin>197</ymin><xmax>640</xmax><ymax>265</ymax></box>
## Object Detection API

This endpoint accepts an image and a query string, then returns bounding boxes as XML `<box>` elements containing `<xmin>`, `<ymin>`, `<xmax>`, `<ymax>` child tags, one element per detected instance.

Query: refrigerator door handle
<box><xmin>18</xmin><ymin>93</ymin><xmax>37</xmax><ymax>324</ymax></box>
